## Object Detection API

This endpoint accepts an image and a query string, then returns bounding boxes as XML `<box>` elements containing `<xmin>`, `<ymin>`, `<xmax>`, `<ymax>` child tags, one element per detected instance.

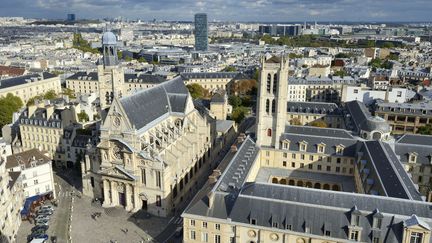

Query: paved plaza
<box><xmin>71</xmin><ymin>196</ymin><xmax>170</xmax><ymax>243</ymax></box>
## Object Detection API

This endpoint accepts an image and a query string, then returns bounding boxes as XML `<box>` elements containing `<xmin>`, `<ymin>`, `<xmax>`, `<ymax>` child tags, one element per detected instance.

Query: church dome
<box><xmin>364</xmin><ymin>116</ymin><xmax>391</xmax><ymax>133</ymax></box>
<box><xmin>102</xmin><ymin>32</ymin><xmax>117</xmax><ymax>45</ymax></box>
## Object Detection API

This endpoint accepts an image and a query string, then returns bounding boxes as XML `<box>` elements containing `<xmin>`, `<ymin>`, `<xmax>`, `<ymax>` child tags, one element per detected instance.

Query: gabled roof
<box><xmin>404</xmin><ymin>214</ymin><xmax>431</xmax><ymax>230</ymax></box>
<box><xmin>118</xmin><ymin>76</ymin><xmax>189</xmax><ymax>130</ymax></box>
<box><xmin>265</xmin><ymin>56</ymin><xmax>281</xmax><ymax>63</ymax></box>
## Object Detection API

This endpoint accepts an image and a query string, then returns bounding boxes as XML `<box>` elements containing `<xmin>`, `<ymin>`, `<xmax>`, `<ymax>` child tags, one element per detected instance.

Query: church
<box><xmin>81</xmin><ymin>31</ymin><xmax>217</xmax><ymax>217</ymax></box>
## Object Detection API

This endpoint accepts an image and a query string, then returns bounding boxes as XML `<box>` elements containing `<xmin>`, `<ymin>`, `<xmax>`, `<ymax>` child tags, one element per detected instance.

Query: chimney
<box><xmin>28</xmin><ymin>105</ymin><xmax>37</xmax><ymax>118</ymax></box>
<box><xmin>207</xmin><ymin>169</ymin><xmax>221</xmax><ymax>184</ymax></box>
<box><xmin>207</xmin><ymin>191</ymin><xmax>215</xmax><ymax>208</ymax></box>
<box><xmin>46</xmin><ymin>106</ymin><xmax>54</xmax><ymax>119</ymax></box>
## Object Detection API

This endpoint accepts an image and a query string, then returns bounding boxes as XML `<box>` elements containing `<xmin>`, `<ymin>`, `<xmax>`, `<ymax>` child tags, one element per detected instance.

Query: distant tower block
<box><xmin>67</xmin><ymin>14</ymin><xmax>76</xmax><ymax>22</ymax></box>
<box><xmin>194</xmin><ymin>13</ymin><xmax>208</xmax><ymax>51</ymax></box>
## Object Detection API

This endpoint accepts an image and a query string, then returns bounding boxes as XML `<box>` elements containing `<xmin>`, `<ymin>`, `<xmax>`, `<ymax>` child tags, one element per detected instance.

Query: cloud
<box><xmin>0</xmin><ymin>0</ymin><xmax>430</xmax><ymax>21</ymax></box>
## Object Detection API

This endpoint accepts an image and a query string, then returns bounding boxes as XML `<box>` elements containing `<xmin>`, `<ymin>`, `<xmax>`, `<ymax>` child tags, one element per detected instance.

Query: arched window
<box><xmin>267</xmin><ymin>73</ymin><xmax>271</xmax><ymax>92</ymax></box>
<box><xmin>273</xmin><ymin>73</ymin><xmax>278</xmax><ymax>94</ymax></box>
<box><xmin>271</xmin><ymin>99</ymin><xmax>276</xmax><ymax>114</ymax></box>
<box><xmin>266</xmin><ymin>99</ymin><xmax>270</xmax><ymax>113</ymax></box>
<box><xmin>267</xmin><ymin>128</ymin><xmax>272</xmax><ymax>137</ymax></box>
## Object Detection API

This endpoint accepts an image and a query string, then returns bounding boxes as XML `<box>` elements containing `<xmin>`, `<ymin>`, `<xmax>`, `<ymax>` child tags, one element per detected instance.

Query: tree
<box><xmin>289</xmin><ymin>53</ymin><xmax>303</xmax><ymax>59</ymax></box>
<box><xmin>382</xmin><ymin>42</ymin><xmax>394</xmax><ymax>49</ymax></box>
<box><xmin>77</xmin><ymin>111</ymin><xmax>89</xmax><ymax>122</ymax></box>
<box><xmin>224</xmin><ymin>66</ymin><xmax>237</xmax><ymax>72</ymax></box>
<box><xmin>231</xmin><ymin>106</ymin><xmax>248</xmax><ymax>123</ymax></box>
<box><xmin>117</xmin><ymin>51</ymin><xmax>123</xmax><ymax>59</ymax></box>
<box><xmin>290</xmin><ymin>117</ymin><xmax>302</xmax><ymax>126</ymax></box>
<box><xmin>334</xmin><ymin>70</ymin><xmax>347</xmax><ymax>78</ymax></box>
<box><xmin>186</xmin><ymin>83</ymin><xmax>209</xmax><ymax>99</ymax></box>
<box><xmin>417</xmin><ymin>124</ymin><xmax>432</xmax><ymax>135</ymax></box>
<box><xmin>228</xmin><ymin>95</ymin><xmax>242</xmax><ymax>108</ymax></box>
<box><xmin>309</xmin><ymin>120</ymin><xmax>328</xmax><ymax>128</ymax></box>
<box><xmin>230</xmin><ymin>79</ymin><xmax>258</xmax><ymax>96</ymax></box>
<box><xmin>0</xmin><ymin>93</ymin><xmax>23</xmax><ymax>136</ymax></box>
<box><xmin>43</xmin><ymin>90</ymin><xmax>57</xmax><ymax>100</ymax></box>
<box><xmin>62</xmin><ymin>88</ymin><xmax>76</xmax><ymax>99</ymax></box>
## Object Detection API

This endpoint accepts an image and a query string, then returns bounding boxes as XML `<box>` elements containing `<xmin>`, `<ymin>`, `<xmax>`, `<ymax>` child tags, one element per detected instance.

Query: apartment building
<box><xmin>6</xmin><ymin>149</ymin><xmax>56</xmax><ymax>199</ymax></box>
<box><xmin>0</xmin><ymin>142</ymin><xmax>24</xmax><ymax>243</ymax></box>
<box><xmin>287</xmin><ymin>76</ymin><xmax>356</xmax><ymax>103</ymax></box>
<box><xmin>395</xmin><ymin>134</ymin><xmax>432</xmax><ymax>200</ymax></box>
<box><xmin>181</xmin><ymin>72</ymin><xmax>244</xmax><ymax>93</ymax></box>
<box><xmin>287</xmin><ymin>102</ymin><xmax>344</xmax><ymax>128</ymax></box>
<box><xmin>0</xmin><ymin>72</ymin><xmax>61</xmax><ymax>104</ymax></box>
<box><xmin>374</xmin><ymin>102</ymin><xmax>432</xmax><ymax>134</ymax></box>
<box><xmin>17</xmin><ymin>100</ymin><xmax>78</xmax><ymax>167</ymax></box>
<box><xmin>341</xmin><ymin>84</ymin><xmax>408</xmax><ymax>105</ymax></box>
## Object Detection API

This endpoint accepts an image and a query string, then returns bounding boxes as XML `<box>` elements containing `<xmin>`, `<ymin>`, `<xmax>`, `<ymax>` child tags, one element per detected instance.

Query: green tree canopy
<box><xmin>228</xmin><ymin>96</ymin><xmax>242</xmax><ymax>108</ymax></box>
<box><xmin>186</xmin><ymin>83</ymin><xmax>209</xmax><ymax>99</ymax></box>
<box><xmin>224</xmin><ymin>66</ymin><xmax>237</xmax><ymax>72</ymax></box>
<box><xmin>418</xmin><ymin>124</ymin><xmax>432</xmax><ymax>135</ymax></box>
<box><xmin>77</xmin><ymin>111</ymin><xmax>89</xmax><ymax>122</ymax></box>
<box><xmin>0</xmin><ymin>93</ymin><xmax>23</xmax><ymax>136</ymax></box>
<box><xmin>231</xmin><ymin>106</ymin><xmax>248</xmax><ymax>123</ymax></box>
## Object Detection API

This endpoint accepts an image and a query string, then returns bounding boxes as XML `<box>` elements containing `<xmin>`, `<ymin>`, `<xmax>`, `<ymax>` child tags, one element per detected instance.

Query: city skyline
<box><xmin>1</xmin><ymin>0</ymin><xmax>432</xmax><ymax>22</ymax></box>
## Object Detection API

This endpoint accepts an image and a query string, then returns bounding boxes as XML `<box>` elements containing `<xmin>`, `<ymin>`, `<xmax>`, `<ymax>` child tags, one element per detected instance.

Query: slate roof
<box><xmin>0</xmin><ymin>72</ymin><xmax>56</xmax><ymax>90</ymax></box>
<box><xmin>67</xmin><ymin>72</ymin><xmax>166</xmax><ymax>84</ymax></box>
<box><xmin>119</xmin><ymin>76</ymin><xmax>189</xmax><ymax>131</ymax></box>
<box><xmin>359</xmin><ymin>141</ymin><xmax>423</xmax><ymax>201</ymax></box>
<box><xmin>66</xmin><ymin>72</ymin><xmax>98</xmax><ymax>81</ymax></box>
<box><xmin>6</xmin><ymin>149</ymin><xmax>51</xmax><ymax>169</ymax></box>
<box><xmin>394</xmin><ymin>134</ymin><xmax>432</xmax><ymax>165</ymax></box>
<box><xmin>375</xmin><ymin>102</ymin><xmax>432</xmax><ymax>116</ymax></box>
<box><xmin>180</xmin><ymin>72</ymin><xmax>240</xmax><ymax>80</ymax></box>
<box><xmin>284</xmin><ymin>126</ymin><xmax>354</xmax><ymax>139</ymax></box>
<box><xmin>345</xmin><ymin>100</ymin><xmax>390</xmax><ymax>133</ymax></box>
<box><xmin>287</xmin><ymin>102</ymin><xmax>341</xmax><ymax>115</ymax></box>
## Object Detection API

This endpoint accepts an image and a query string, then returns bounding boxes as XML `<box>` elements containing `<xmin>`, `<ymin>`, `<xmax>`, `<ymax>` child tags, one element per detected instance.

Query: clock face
<box><xmin>113</xmin><ymin>117</ymin><xmax>121</xmax><ymax>127</ymax></box>
<box><xmin>112</xmin><ymin>145</ymin><xmax>122</xmax><ymax>160</ymax></box>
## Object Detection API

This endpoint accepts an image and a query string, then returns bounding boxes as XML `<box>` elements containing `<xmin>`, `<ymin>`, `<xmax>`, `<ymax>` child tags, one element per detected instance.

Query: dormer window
<box><xmin>282</xmin><ymin>140</ymin><xmax>290</xmax><ymax>150</ymax></box>
<box><xmin>409</xmin><ymin>153</ymin><xmax>418</xmax><ymax>163</ymax></box>
<box><xmin>317</xmin><ymin>143</ymin><xmax>326</xmax><ymax>153</ymax></box>
<box><xmin>350</xmin><ymin>206</ymin><xmax>361</xmax><ymax>226</ymax></box>
<box><xmin>335</xmin><ymin>144</ymin><xmax>345</xmax><ymax>155</ymax></box>
<box><xmin>299</xmin><ymin>141</ymin><xmax>308</xmax><ymax>152</ymax></box>
<box><xmin>372</xmin><ymin>209</ymin><xmax>383</xmax><ymax>229</ymax></box>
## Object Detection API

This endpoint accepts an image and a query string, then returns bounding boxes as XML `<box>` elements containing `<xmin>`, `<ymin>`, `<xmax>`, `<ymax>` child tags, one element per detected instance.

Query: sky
<box><xmin>0</xmin><ymin>0</ymin><xmax>431</xmax><ymax>22</ymax></box>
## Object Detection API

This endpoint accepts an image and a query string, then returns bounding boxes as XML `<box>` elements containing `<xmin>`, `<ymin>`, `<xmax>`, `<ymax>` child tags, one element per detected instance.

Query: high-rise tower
<box><xmin>194</xmin><ymin>13</ymin><xmax>208</xmax><ymax>51</ymax></box>
<box><xmin>256</xmin><ymin>55</ymin><xmax>289</xmax><ymax>149</ymax></box>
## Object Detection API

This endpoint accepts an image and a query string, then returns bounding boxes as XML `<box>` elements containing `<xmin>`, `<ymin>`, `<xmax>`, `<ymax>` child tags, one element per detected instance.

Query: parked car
<box><xmin>37</xmin><ymin>209</ymin><xmax>53</xmax><ymax>216</ymax></box>
<box><xmin>31</xmin><ymin>228</ymin><xmax>46</xmax><ymax>235</ymax></box>
<box><xmin>39</xmin><ymin>205</ymin><xmax>54</xmax><ymax>211</ymax></box>
<box><xmin>32</xmin><ymin>225</ymin><xmax>48</xmax><ymax>232</ymax></box>
<box><xmin>28</xmin><ymin>233</ymin><xmax>49</xmax><ymax>241</ymax></box>
<box><xmin>35</xmin><ymin>219</ymin><xmax>49</xmax><ymax>226</ymax></box>
<box><xmin>35</xmin><ymin>215</ymin><xmax>50</xmax><ymax>221</ymax></box>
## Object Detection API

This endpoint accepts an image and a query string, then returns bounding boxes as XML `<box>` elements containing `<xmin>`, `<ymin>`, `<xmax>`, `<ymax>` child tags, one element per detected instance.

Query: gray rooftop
<box><xmin>119</xmin><ymin>76</ymin><xmax>189</xmax><ymax>131</ymax></box>
<box><xmin>0</xmin><ymin>72</ymin><xmax>56</xmax><ymax>90</ymax></box>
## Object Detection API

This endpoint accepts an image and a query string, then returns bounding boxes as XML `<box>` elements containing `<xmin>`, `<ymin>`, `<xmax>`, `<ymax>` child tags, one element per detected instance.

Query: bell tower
<box><xmin>256</xmin><ymin>55</ymin><xmax>289</xmax><ymax>149</ymax></box>
<box><xmin>98</xmin><ymin>31</ymin><xmax>124</xmax><ymax>110</ymax></box>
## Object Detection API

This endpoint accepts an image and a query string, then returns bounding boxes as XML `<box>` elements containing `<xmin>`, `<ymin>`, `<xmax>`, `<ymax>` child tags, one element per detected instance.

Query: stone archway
<box><xmin>323</xmin><ymin>184</ymin><xmax>330</xmax><ymax>190</ymax></box>
<box><xmin>305</xmin><ymin>181</ymin><xmax>313</xmax><ymax>188</ymax></box>
<box><xmin>272</xmin><ymin>177</ymin><xmax>279</xmax><ymax>184</ymax></box>
<box><xmin>314</xmin><ymin>182</ymin><xmax>321</xmax><ymax>189</ymax></box>
<box><xmin>297</xmin><ymin>181</ymin><xmax>304</xmax><ymax>187</ymax></box>
<box><xmin>289</xmin><ymin>180</ymin><xmax>295</xmax><ymax>186</ymax></box>
<box><xmin>280</xmin><ymin>178</ymin><xmax>287</xmax><ymax>185</ymax></box>
<box><xmin>332</xmin><ymin>184</ymin><xmax>340</xmax><ymax>191</ymax></box>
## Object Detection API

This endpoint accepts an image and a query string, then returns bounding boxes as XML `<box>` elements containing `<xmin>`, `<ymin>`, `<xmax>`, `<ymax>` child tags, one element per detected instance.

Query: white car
<box><xmin>40</xmin><ymin>205</ymin><xmax>54</xmax><ymax>211</ymax></box>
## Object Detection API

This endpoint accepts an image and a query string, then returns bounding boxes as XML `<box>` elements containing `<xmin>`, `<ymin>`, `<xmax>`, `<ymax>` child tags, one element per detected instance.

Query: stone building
<box><xmin>6</xmin><ymin>149</ymin><xmax>56</xmax><ymax>199</ymax></box>
<box><xmin>374</xmin><ymin>102</ymin><xmax>432</xmax><ymax>134</ymax></box>
<box><xmin>0</xmin><ymin>142</ymin><xmax>24</xmax><ymax>243</ymax></box>
<box><xmin>0</xmin><ymin>72</ymin><xmax>61</xmax><ymax>104</ymax></box>
<box><xmin>81</xmin><ymin>76</ymin><xmax>217</xmax><ymax>217</ymax></box>
<box><xmin>287</xmin><ymin>101</ymin><xmax>344</xmax><ymax>128</ymax></box>
<box><xmin>182</xmin><ymin>55</ymin><xmax>432</xmax><ymax>243</ymax></box>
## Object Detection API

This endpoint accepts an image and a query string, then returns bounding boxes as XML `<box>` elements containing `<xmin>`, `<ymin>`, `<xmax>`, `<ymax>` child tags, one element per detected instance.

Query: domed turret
<box><xmin>102</xmin><ymin>32</ymin><xmax>117</xmax><ymax>45</ymax></box>
<box><xmin>101</xmin><ymin>31</ymin><xmax>118</xmax><ymax>67</ymax></box>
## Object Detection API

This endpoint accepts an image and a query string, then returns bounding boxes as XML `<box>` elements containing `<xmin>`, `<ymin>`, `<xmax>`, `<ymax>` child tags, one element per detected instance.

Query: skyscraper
<box><xmin>67</xmin><ymin>13</ymin><xmax>76</xmax><ymax>21</ymax></box>
<box><xmin>194</xmin><ymin>13</ymin><xmax>208</xmax><ymax>51</ymax></box>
